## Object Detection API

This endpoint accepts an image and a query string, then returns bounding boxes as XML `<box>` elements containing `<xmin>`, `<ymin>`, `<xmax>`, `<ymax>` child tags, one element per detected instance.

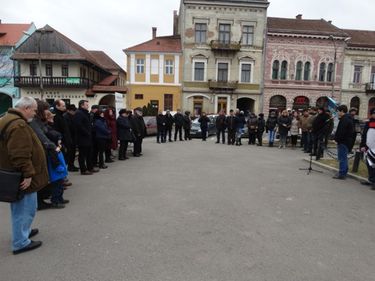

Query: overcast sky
<box><xmin>1</xmin><ymin>0</ymin><xmax>374</xmax><ymax>69</ymax></box>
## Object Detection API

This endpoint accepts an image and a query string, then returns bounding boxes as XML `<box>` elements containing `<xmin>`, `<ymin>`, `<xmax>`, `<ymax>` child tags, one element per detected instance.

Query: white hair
<box><xmin>14</xmin><ymin>97</ymin><xmax>37</xmax><ymax>109</ymax></box>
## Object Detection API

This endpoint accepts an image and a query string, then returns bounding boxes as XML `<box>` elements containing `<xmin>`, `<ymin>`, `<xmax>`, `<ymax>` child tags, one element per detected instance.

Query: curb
<box><xmin>302</xmin><ymin>158</ymin><xmax>368</xmax><ymax>182</ymax></box>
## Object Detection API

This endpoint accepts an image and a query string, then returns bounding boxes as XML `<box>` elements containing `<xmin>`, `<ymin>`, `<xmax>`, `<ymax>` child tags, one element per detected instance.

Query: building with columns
<box><xmin>263</xmin><ymin>16</ymin><xmax>349</xmax><ymax>114</ymax></box>
<box><xmin>124</xmin><ymin>27</ymin><xmax>182</xmax><ymax>112</ymax></box>
<box><xmin>179</xmin><ymin>0</ymin><xmax>269</xmax><ymax>116</ymax></box>
<box><xmin>12</xmin><ymin>25</ymin><xmax>127</xmax><ymax>108</ymax></box>
<box><xmin>341</xmin><ymin>29</ymin><xmax>375</xmax><ymax>119</ymax></box>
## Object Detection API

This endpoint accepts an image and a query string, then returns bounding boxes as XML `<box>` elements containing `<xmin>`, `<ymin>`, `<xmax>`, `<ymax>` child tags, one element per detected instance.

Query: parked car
<box><xmin>190</xmin><ymin>115</ymin><xmax>217</xmax><ymax>138</ymax></box>
<box><xmin>143</xmin><ymin>116</ymin><xmax>157</xmax><ymax>136</ymax></box>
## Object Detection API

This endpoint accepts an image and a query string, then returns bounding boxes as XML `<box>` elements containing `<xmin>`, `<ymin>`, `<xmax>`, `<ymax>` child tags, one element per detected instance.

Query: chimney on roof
<box><xmin>173</xmin><ymin>10</ymin><xmax>179</xmax><ymax>36</ymax></box>
<box><xmin>296</xmin><ymin>14</ymin><xmax>302</xmax><ymax>20</ymax></box>
<box><xmin>328</xmin><ymin>20</ymin><xmax>332</xmax><ymax>24</ymax></box>
<box><xmin>152</xmin><ymin>27</ymin><xmax>157</xmax><ymax>39</ymax></box>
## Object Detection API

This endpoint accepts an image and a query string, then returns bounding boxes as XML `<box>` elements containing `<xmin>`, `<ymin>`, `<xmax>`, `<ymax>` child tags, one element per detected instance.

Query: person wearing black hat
<box><xmin>63</xmin><ymin>104</ymin><xmax>79</xmax><ymax>171</ymax></box>
<box><xmin>311</xmin><ymin>106</ymin><xmax>330</xmax><ymax>160</ymax></box>
<box><xmin>257</xmin><ymin>113</ymin><xmax>265</xmax><ymax>146</ymax></box>
<box><xmin>174</xmin><ymin>109</ymin><xmax>184</xmax><ymax>141</ymax></box>
<box><xmin>117</xmin><ymin>109</ymin><xmax>133</xmax><ymax>160</ymax></box>
<box><xmin>333</xmin><ymin>105</ymin><xmax>353</xmax><ymax>179</ymax></box>
<box><xmin>360</xmin><ymin>108</ymin><xmax>375</xmax><ymax>189</ymax></box>
<box><xmin>130</xmin><ymin>107</ymin><xmax>146</xmax><ymax>156</ymax></box>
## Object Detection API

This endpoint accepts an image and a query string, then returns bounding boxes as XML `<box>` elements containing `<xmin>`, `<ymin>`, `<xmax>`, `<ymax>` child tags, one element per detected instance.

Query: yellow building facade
<box><xmin>124</xmin><ymin>32</ymin><xmax>182</xmax><ymax>112</ymax></box>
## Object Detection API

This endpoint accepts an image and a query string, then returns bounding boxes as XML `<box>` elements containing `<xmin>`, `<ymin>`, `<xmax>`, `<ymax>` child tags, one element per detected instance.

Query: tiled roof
<box><xmin>344</xmin><ymin>29</ymin><xmax>375</xmax><ymax>49</ymax></box>
<box><xmin>124</xmin><ymin>35</ymin><xmax>181</xmax><ymax>53</ymax></box>
<box><xmin>89</xmin><ymin>50</ymin><xmax>125</xmax><ymax>73</ymax></box>
<box><xmin>0</xmin><ymin>23</ymin><xmax>33</xmax><ymax>46</ymax></box>
<box><xmin>268</xmin><ymin>17</ymin><xmax>348</xmax><ymax>37</ymax></box>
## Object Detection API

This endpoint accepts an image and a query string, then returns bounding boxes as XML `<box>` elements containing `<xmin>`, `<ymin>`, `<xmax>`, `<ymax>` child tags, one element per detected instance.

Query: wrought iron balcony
<box><xmin>208</xmin><ymin>80</ymin><xmax>238</xmax><ymax>91</ymax></box>
<box><xmin>14</xmin><ymin>76</ymin><xmax>94</xmax><ymax>88</ymax></box>
<box><xmin>366</xmin><ymin>82</ymin><xmax>375</xmax><ymax>94</ymax></box>
<box><xmin>210</xmin><ymin>40</ymin><xmax>241</xmax><ymax>52</ymax></box>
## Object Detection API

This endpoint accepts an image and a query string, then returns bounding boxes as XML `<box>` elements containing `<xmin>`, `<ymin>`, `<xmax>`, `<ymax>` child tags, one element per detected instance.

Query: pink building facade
<box><xmin>263</xmin><ymin>16</ymin><xmax>349</xmax><ymax>114</ymax></box>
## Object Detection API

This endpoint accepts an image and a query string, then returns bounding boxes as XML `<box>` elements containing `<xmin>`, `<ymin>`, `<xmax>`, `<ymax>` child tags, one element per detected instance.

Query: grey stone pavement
<box><xmin>1</xmin><ymin>136</ymin><xmax>375</xmax><ymax>281</ymax></box>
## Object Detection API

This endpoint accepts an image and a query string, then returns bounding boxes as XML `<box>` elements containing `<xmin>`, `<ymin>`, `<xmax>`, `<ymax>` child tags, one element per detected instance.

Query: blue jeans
<box><xmin>10</xmin><ymin>192</ymin><xmax>37</xmax><ymax>251</ymax></box>
<box><xmin>268</xmin><ymin>129</ymin><xmax>276</xmax><ymax>144</ymax></box>
<box><xmin>337</xmin><ymin>144</ymin><xmax>349</xmax><ymax>177</ymax></box>
<box><xmin>301</xmin><ymin>132</ymin><xmax>309</xmax><ymax>152</ymax></box>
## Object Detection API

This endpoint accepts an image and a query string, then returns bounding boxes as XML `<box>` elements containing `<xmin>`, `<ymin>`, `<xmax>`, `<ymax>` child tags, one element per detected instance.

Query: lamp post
<box><xmin>329</xmin><ymin>35</ymin><xmax>337</xmax><ymax>98</ymax></box>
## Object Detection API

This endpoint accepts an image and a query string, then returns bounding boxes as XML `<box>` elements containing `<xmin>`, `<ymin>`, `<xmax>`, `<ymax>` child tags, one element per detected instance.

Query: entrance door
<box><xmin>0</xmin><ymin>93</ymin><xmax>12</xmax><ymax>115</ymax></box>
<box><xmin>193</xmin><ymin>96</ymin><xmax>203</xmax><ymax>116</ymax></box>
<box><xmin>217</xmin><ymin>97</ymin><xmax>227</xmax><ymax>114</ymax></box>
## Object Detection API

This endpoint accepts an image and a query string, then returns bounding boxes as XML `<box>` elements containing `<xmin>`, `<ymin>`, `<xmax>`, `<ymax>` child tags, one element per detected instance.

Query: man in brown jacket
<box><xmin>0</xmin><ymin>97</ymin><xmax>49</xmax><ymax>255</ymax></box>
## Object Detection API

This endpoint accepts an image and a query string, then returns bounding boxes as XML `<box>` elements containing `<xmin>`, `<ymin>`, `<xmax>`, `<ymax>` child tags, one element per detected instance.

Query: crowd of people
<box><xmin>0</xmin><ymin>96</ymin><xmax>374</xmax><ymax>255</ymax></box>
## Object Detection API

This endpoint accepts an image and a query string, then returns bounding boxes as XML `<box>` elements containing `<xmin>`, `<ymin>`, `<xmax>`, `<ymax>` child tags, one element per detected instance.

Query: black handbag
<box><xmin>0</xmin><ymin>169</ymin><xmax>23</xmax><ymax>203</ymax></box>
<box><xmin>0</xmin><ymin>118</ymin><xmax>24</xmax><ymax>202</ymax></box>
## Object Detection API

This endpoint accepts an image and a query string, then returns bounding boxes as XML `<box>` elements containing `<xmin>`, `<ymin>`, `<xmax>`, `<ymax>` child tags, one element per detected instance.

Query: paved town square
<box><xmin>0</xmin><ymin>137</ymin><xmax>374</xmax><ymax>281</ymax></box>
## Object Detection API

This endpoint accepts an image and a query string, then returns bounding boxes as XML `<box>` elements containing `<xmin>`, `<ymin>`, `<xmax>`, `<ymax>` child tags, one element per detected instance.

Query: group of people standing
<box><xmin>156</xmin><ymin>109</ymin><xmax>192</xmax><ymax>143</ymax></box>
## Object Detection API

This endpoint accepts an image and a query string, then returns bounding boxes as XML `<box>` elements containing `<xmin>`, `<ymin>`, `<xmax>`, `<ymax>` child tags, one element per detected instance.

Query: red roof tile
<box><xmin>88</xmin><ymin>50</ymin><xmax>125</xmax><ymax>73</ymax></box>
<box><xmin>0</xmin><ymin>23</ymin><xmax>33</xmax><ymax>46</ymax></box>
<box><xmin>268</xmin><ymin>17</ymin><xmax>348</xmax><ymax>37</ymax></box>
<box><xmin>344</xmin><ymin>29</ymin><xmax>375</xmax><ymax>49</ymax></box>
<box><xmin>124</xmin><ymin>35</ymin><xmax>181</xmax><ymax>53</ymax></box>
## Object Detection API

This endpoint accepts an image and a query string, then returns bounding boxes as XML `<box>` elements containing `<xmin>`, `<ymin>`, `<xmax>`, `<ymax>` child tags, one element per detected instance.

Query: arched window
<box><xmin>350</xmin><ymin>97</ymin><xmax>360</xmax><ymax>114</ymax></box>
<box><xmin>269</xmin><ymin>95</ymin><xmax>287</xmax><ymax>112</ymax></box>
<box><xmin>272</xmin><ymin>60</ymin><xmax>280</xmax><ymax>80</ymax></box>
<box><xmin>327</xmin><ymin>63</ymin><xmax>334</xmax><ymax>82</ymax></box>
<box><xmin>304</xmin><ymin>62</ymin><xmax>311</xmax><ymax>81</ymax></box>
<box><xmin>295</xmin><ymin>61</ymin><xmax>303</xmax><ymax>81</ymax></box>
<box><xmin>319</xmin><ymin>62</ymin><xmax>326</xmax><ymax>82</ymax></box>
<box><xmin>280</xmin><ymin>61</ymin><xmax>288</xmax><ymax>80</ymax></box>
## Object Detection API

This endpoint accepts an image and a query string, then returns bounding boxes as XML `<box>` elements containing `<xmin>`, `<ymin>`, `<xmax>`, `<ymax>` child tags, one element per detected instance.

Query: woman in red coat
<box><xmin>104</xmin><ymin>107</ymin><xmax>117</xmax><ymax>162</ymax></box>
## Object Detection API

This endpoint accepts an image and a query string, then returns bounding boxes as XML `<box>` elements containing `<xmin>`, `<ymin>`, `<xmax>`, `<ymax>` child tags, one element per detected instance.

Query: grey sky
<box><xmin>1</xmin><ymin>0</ymin><xmax>374</xmax><ymax>70</ymax></box>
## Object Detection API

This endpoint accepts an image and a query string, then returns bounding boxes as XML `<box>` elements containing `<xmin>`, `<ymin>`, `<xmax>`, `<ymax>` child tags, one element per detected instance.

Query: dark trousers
<box><xmin>301</xmin><ymin>132</ymin><xmax>309</xmax><ymax>152</ymax></box>
<box><xmin>51</xmin><ymin>179</ymin><xmax>64</xmax><ymax>204</ymax></box>
<box><xmin>228</xmin><ymin>129</ymin><xmax>236</xmax><ymax>144</ymax></box>
<box><xmin>133</xmin><ymin>137</ymin><xmax>143</xmax><ymax>155</ymax></box>
<box><xmin>157</xmin><ymin>129</ymin><xmax>166</xmax><ymax>143</ymax></box>
<box><xmin>174</xmin><ymin>125</ymin><xmax>183</xmax><ymax>140</ymax></box>
<box><xmin>313</xmin><ymin>134</ymin><xmax>325</xmax><ymax>159</ymax></box>
<box><xmin>96</xmin><ymin>139</ymin><xmax>107</xmax><ymax>167</ymax></box>
<box><xmin>201</xmin><ymin>127</ymin><xmax>207</xmax><ymax>141</ymax></box>
<box><xmin>367</xmin><ymin>161</ymin><xmax>375</xmax><ymax>183</ymax></box>
<box><xmin>92</xmin><ymin>137</ymin><xmax>98</xmax><ymax>166</ymax></box>
<box><xmin>307</xmin><ymin>132</ymin><xmax>313</xmax><ymax>153</ymax></box>
<box><xmin>78</xmin><ymin>145</ymin><xmax>93</xmax><ymax>173</ymax></box>
<box><xmin>66</xmin><ymin>143</ymin><xmax>77</xmax><ymax>168</ymax></box>
<box><xmin>119</xmin><ymin>140</ymin><xmax>129</xmax><ymax>159</ymax></box>
<box><xmin>184</xmin><ymin>128</ymin><xmax>191</xmax><ymax>140</ymax></box>
<box><xmin>248</xmin><ymin>131</ymin><xmax>256</xmax><ymax>144</ymax></box>
<box><xmin>216</xmin><ymin>129</ymin><xmax>225</xmax><ymax>143</ymax></box>
<box><xmin>291</xmin><ymin>135</ymin><xmax>298</xmax><ymax>146</ymax></box>
<box><xmin>257</xmin><ymin>131</ymin><xmax>264</xmax><ymax>145</ymax></box>
<box><xmin>166</xmin><ymin>127</ymin><xmax>172</xmax><ymax>141</ymax></box>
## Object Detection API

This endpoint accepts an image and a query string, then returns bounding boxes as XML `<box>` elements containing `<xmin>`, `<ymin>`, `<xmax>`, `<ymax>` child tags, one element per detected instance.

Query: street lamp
<box><xmin>23</xmin><ymin>27</ymin><xmax>52</xmax><ymax>100</ymax></box>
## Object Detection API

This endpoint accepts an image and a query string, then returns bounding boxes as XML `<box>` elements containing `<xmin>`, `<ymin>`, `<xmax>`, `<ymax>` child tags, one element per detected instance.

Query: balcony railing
<box><xmin>14</xmin><ymin>76</ymin><xmax>94</xmax><ymax>88</ymax></box>
<box><xmin>210</xmin><ymin>40</ymin><xmax>241</xmax><ymax>52</ymax></box>
<box><xmin>366</xmin><ymin>82</ymin><xmax>375</xmax><ymax>94</ymax></box>
<box><xmin>208</xmin><ymin>80</ymin><xmax>238</xmax><ymax>91</ymax></box>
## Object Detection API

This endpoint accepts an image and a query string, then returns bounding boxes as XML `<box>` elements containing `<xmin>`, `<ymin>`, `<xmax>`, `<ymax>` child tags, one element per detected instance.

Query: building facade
<box><xmin>0</xmin><ymin>21</ymin><xmax>36</xmax><ymax>114</ymax></box>
<box><xmin>264</xmin><ymin>16</ymin><xmax>349</xmax><ymax>114</ymax></box>
<box><xmin>12</xmin><ymin>25</ymin><xmax>127</xmax><ymax>108</ymax></box>
<box><xmin>179</xmin><ymin>0</ymin><xmax>269</xmax><ymax>116</ymax></box>
<box><xmin>341</xmin><ymin>29</ymin><xmax>375</xmax><ymax>119</ymax></box>
<box><xmin>124</xmin><ymin>27</ymin><xmax>182</xmax><ymax>112</ymax></box>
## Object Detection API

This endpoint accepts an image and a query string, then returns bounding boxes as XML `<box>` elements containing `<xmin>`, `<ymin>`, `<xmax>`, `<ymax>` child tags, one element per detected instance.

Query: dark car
<box><xmin>190</xmin><ymin>115</ymin><xmax>217</xmax><ymax>138</ymax></box>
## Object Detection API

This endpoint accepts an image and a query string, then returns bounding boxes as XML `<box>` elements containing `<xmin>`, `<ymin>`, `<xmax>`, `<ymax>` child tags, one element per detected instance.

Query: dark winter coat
<box><xmin>94</xmin><ymin>116</ymin><xmax>111</xmax><ymax>140</ymax></box>
<box><xmin>63</xmin><ymin>112</ymin><xmax>76</xmax><ymax>144</ymax></box>
<box><xmin>312</xmin><ymin>112</ymin><xmax>330</xmax><ymax>136</ymax></box>
<box><xmin>247</xmin><ymin>115</ymin><xmax>258</xmax><ymax>131</ymax></box>
<box><xmin>53</xmin><ymin>109</ymin><xmax>72</xmax><ymax>147</ymax></box>
<box><xmin>174</xmin><ymin>112</ymin><xmax>184</xmax><ymax>127</ymax></box>
<box><xmin>157</xmin><ymin>114</ymin><xmax>167</xmax><ymax>130</ymax></box>
<box><xmin>117</xmin><ymin>116</ymin><xmax>133</xmax><ymax>141</ymax></box>
<box><xmin>226</xmin><ymin>115</ymin><xmax>238</xmax><ymax>130</ymax></box>
<box><xmin>73</xmin><ymin>108</ymin><xmax>92</xmax><ymax>146</ymax></box>
<box><xmin>236</xmin><ymin>114</ymin><xmax>246</xmax><ymax>129</ymax></box>
<box><xmin>0</xmin><ymin>109</ymin><xmax>49</xmax><ymax>193</ymax></box>
<box><xmin>130</xmin><ymin>115</ymin><xmax>146</xmax><ymax>138</ymax></box>
<box><xmin>29</xmin><ymin>118</ymin><xmax>57</xmax><ymax>151</ymax></box>
<box><xmin>104</xmin><ymin>112</ymin><xmax>117</xmax><ymax>150</ymax></box>
<box><xmin>334</xmin><ymin>114</ymin><xmax>354</xmax><ymax>149</ymax></box>
<box><xmin>198</xmin><ymin>116</ymin><xmax>210</xmax><ymax>129</ymax></box>
<box><xmin>215</xmin><ymin>115</ymin><xmax>227</xmax><ymax>130</ymax></box>
<box><xmin>257</xmin><ymin>117</ymin><xmax>266</xmax><ymax>132</ymax></box>
<box><xmin>183</xmin><ymin>114</ymin><xmax>191</xmax><ymax>129</ymax></box>
<box><xmin>165</xmin><ymin>114</ymin><xmax>174</xmax><ymax>129</ymax></box>
<box><xmin>277</xmin><ymin>115</ymin><xmax>291</xmax><ymax>135</ymax></box>
<box><xmin>266</xmin><ymin>116</ymin><xmax>278</xmax><ymax>131</ymax></box>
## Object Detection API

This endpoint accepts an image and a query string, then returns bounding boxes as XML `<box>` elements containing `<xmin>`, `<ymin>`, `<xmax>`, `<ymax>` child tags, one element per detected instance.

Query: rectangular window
<box><xmin>46</xmin><ymin>64</ymin><xmax>52</xmax><ymax>76</ymax></box>
<box><xmin>135</xmin><ymin>94</ymin><xmax>143</xmax><ymax>100</ymax></box>
<box><xmin>80</xmin><ymin>67</ymin><xmax>86</xmax><ymax>78</ymax></box>
<box><xmin>217</xmin><ymin>63</ymin><xmax>229</xmax><ymax>82</ymax></box>
<box><xmin>136</xmin><ymin>59</ymin><xmax>145</xmax><ymax>74</ymax></box>
<box><xmin>164</xmin><ymin>94</ymin><xmax>173</xmax><ymax>111</ymax></box>
<box><xmin>30</xmin><ymin>63</ymin><xmax>37</xmax><ymax>76</ymax></box>
<box><xmin>165</xmin><ymin>60</ymin><xmax>174</xmax><ymax>75</ymax></box>
<box><xmin>371</xmin><ymin>66</ymin><xmax>375</xmax><ymax>83</ymax></box>
<box><xmin>219</xmin><ymin>24</ymin><xmax>231</xmax><ymax>44</ymax></box>
<box><xmin>151</xmin><ymin>59</ymin><xmax>158</xmax><ymax>75</ymax></box>
<box><xmin>241</xmin><ymin>63</ymin><xmax>251</xmax><ymax>83</ymax></box>
<box><xmin>194</xmin><ymin>62</ymin><xmax>205</xmax><ymax>81</ymax></box>
<box><xmin>242</xmin><ymin>26</ymin><xmax>254</xmax><ymax>45</ymax></box>
<box><xmin>195</xmin><ymin>23</ymin><xmax>207</xmax><ymax>44</ymax></box>
<box><xmin>353</xmin><ymin>65</ymin><xmax>363</xmax><ymax>84</ymax></box>
<box><xmin>62</xmin><ymin>64</ymin><xmax>69</xmax><ymax>77</ymax></box>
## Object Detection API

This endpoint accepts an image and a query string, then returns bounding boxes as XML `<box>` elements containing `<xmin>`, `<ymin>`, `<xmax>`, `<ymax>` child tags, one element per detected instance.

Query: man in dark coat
<box><xmin>130</xmin><ymin>107</ymin><xmax>146</xmax><ymax>157</ymax></box>
<box><xmin>165</xmin><ymin>110</ymin><xmax>174</xmax><ymax>142</ymax></box>
<box><xmin>257</xmin><ymin>113</ymin><xmax>266</xmax><ymax>146</ymax></box>
<box><xmin>63</xmin><ymin>104</ymin><xmax>78</xmax><ymax>171</ymax></box>
<box><xmin>156</xmin><ymin>111</ymin><xmax>167</xmax><ymax>143</ymax></box>
<box><xmin>174</xmin><ymin>109</ymin><xmax>184</xmax><ymax>141</ymax></box>
<box><xmin>333</xmin><ymin>105</ymin><xmax>353</xmax><ymax>179</ymax></box>
<box><xmin>226</xmin><ymin>109</ymin><xmax>237</xmax><ymax>145</ymax></box>
<box><xmin>215</xmin><ymin>110</ymin><xmax>227</xmax><ymax>144</ymax></box>
<box><xmin>360</xmin><ymin>108</ymin><xmax>375</xmax><ymax>190</ymax></box>
<box><xmin>73</xmin><ymin>100</ymin><xmax>99</xmax><ymax>175</ymax></box>
<box><xmin>266</xmin><ymin>111</ymin><xmax>278</xmax><ymax>147</ymax></box>
<box><xmin>117</xmin><ymin>109</ymin><xmax>133</xmax><ymax>160</ymax></box>
<box><xmin>0</xmin><ymin>97</ymin><xmax>48</xmax><ymax>254</ymax></box>
<box><xmin>311</xmin><ymin>107</ymin><xmax>330</xmax><ymax>160</ymax></box>
<box><xmin>198</xmin><ymin>112</ymin><xmax>210</xmax><ymax>141</ymax></box>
